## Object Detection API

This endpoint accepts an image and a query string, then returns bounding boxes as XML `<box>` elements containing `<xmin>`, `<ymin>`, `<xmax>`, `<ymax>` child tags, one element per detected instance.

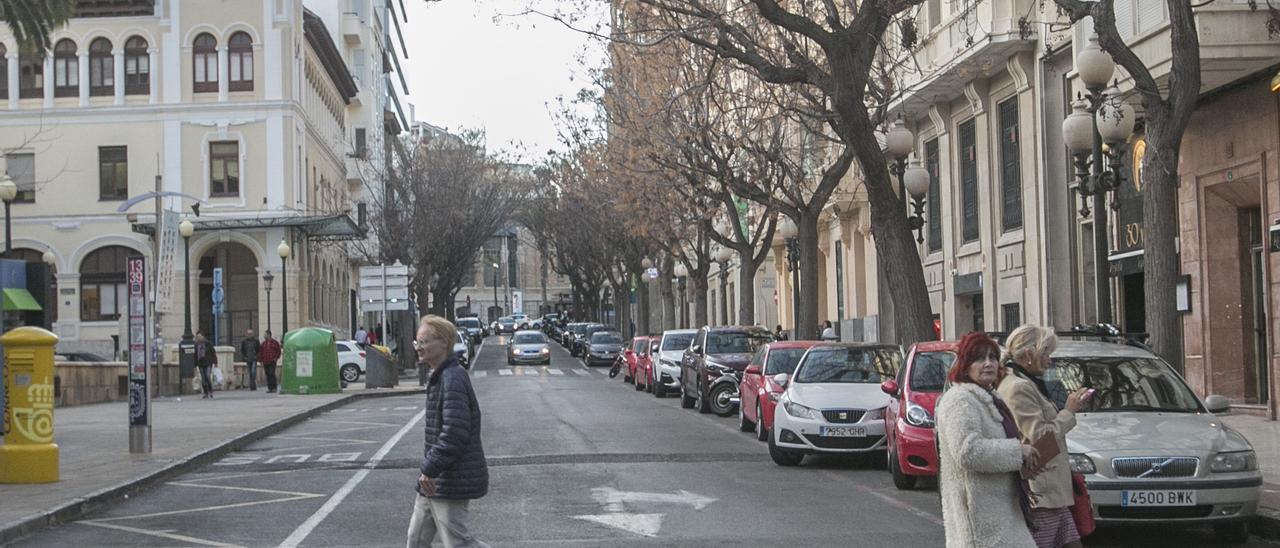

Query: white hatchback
<box><xmin>336</xmin><ymin>340</ymin><xmax>367</xmax><ymax>383</ymax></box>
<box><xmin>769</xmin><ymin>343</ymin><xmax>902</xmax><ymax>466</ymax></box>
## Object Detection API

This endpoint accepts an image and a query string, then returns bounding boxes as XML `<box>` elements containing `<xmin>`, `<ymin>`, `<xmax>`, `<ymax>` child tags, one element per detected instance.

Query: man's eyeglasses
<box><xmin>412</xmin><ymin>339</ymin><xmax>429</xmax><ymax>350</ymax></box>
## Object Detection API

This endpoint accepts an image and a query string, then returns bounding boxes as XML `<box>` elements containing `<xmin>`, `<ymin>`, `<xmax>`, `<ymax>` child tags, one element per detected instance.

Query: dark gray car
<box><xmin>583</xmin><ymin>330</ymin><xmax>624</xmax><ymax>367</ymax></box>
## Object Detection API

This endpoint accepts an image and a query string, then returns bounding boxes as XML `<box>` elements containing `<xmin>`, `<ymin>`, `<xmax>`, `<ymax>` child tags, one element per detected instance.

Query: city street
<box><xmin>9</xmin><ymin>336</ymin><xmax>1277</xmax><ymax>547</ymax></box>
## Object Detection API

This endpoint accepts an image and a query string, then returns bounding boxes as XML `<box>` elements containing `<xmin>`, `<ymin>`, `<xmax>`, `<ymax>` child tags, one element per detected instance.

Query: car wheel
<box><xmin>695</xmin><ymin>379</ymin><xmax>711</xmax><ymax>414</ymax></box>
<box><xmin>738</xmin><ymin>398</ymin><xmax>754</xmax><ymax>432</ymax></box>
<box><xmin>646</xmin><ymin>371</ymin><xmax>654</xmax><ymax>393</ymax></box>
<box><xmin>768</xmin><ymin>428</ymin><xmax>803</xmax><ymax>466</ymax></box>
<box><xmin>679</xmin><ymin>380</ymin><xmax>695</xmax><ymax>408</ymax></box>
<box><xmin>1214</xmin><ymin>522</ymin><xmax>1249</xmax><ymax>544</ymax></box>
<box><xmin>755</xmin><ymin>402</ymin><xmax>768</xmax><ymax>442</ymax></box>
<box><xmin>653</xmin><ymin>373</ymin><xmax>667</xmax><ymax>398</ymax></box>
<box><xmin>507</xmin><ymin>358</ymin><xmax>514</xmax><ymax>366</ymax></box>
<box><xmin>709</xmin><ymin>383</ymin><xmax>736</xmax><ymax>417</ymax></box>
<box><xmin>889</xmin><ymin>449</ymin><xmax>918</xmax><ymax>490</ymax></box>
<box><xmin>340</xmin><ymin>364</ymin><xmax>360</xmax><ymax>383</ymax></box>
<box><xmin>634</xmin><ymin>376</ymin><xmax>644</xmax><ymax>391</ymax></box>
<box><xmin>624</xmin><ymin>366</ymin><xmax>633</xmax><ymax>384</ymax></box>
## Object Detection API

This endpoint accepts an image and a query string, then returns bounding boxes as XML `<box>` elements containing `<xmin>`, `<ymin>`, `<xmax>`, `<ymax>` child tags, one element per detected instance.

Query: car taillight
<box><xmin>359</xmin><ymin>352</ymin><xmax>366</xmax><ymax>357</ymax></box>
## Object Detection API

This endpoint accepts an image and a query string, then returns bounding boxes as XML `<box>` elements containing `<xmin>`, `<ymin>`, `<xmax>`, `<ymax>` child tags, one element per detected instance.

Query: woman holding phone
<box><xmin>998</xmin><ymin>325</ymin><xmax>1091</xmax><ymax>548</ymax></box>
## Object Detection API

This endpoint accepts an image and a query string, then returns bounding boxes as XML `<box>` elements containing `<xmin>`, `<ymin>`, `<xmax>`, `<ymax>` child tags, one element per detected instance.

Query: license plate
<box><xmin>819</xmin><ymin>426</ymin><xmax>866</xmax><ymax>437</ymax></box>
<box><xmin>1121</xmin><ymin>490</ymin><xmax>1197</xmax><ymax>507</ymax></box>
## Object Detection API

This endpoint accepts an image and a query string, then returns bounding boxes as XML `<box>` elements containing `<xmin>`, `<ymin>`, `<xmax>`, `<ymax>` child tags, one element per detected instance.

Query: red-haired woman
<box><xmin>936</xmin><ymin>332</ymin><xmax>1038</xmax><ymax>548</ymax></box>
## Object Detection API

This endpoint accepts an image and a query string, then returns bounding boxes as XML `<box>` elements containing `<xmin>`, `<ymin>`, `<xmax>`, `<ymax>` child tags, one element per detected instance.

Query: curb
<box><xmin>1252</xmin><ymin>509</ymin><xmax>1280</xmax><ymax>540</ymax></box>
<box><xmin>0</xmin><ymin>387</ymin><xmax>425</xmax><ymax>546</ymax></box>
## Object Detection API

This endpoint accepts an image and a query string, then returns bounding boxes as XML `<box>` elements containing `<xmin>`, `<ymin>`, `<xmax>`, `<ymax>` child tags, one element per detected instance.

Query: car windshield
<box><xmin>513</xmin><ymin>333</ymin><xmax>545</xmax><ymax>345</ymax></box>
<box><xmin>592</xmin><ymin>332</ymin><xmax>623</xmax><ymax>344</ymax></box>
<box><xmin>572</xmin><ymin>325</ymin><xmax>589</xmax><ymax>334</ymax></box>
<box><xmin>662</xmin><ymin>334</ymin><xmax>694</xmax><ymax>351</ymax></box>
<box><xmin>457</xmin><ymin>319</ymin><xmax>480</xmax><ymax>328</ymax></box>
<box><xmin>500</xmin><ymin>317</ymin><xmax>514</xmax><ymax>323</ymax></box>
<box><xmin>706</xmin><ymin>331</ymin><xmax>773</xmax><ymax>354</ymax></box>
<box><xmin>796</xmin><ymin>346</ymin><xmax>901</xmax><ymax>384</ymax></box>
<box><xmin>1046</xmin><ymin>356</ymin><xmax>1203</xmax><ymax>413</ymax></box>
<box><xmin>910</xmin><ymin>351</ymin><xmax>954</xmax><ymax>392</ymax></box>
<box><xmin>764</xmin><ymin>348</ymin><xmax>807</xmax><ymax>375</ymax></box>
<box><xmin>633</xmin><ymin>340</ymin><xmax>648</xmax><ymax>353</ymax></box>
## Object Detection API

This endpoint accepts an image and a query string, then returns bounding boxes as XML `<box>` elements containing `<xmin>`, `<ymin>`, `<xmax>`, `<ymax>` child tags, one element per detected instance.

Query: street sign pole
<box><xmin>381</xmin><ymin>263</ymin><xmax>388</xmax><ymax>344</ymax></box>
<box><xmin>127</xmin><ymin>256</ymin><xmax>151</xmax><ymax>453</ymax></box>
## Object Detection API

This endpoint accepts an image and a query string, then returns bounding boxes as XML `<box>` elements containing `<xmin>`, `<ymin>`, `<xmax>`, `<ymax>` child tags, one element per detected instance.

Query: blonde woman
<box><xmin>997</xmin><ymin>325</ymin><xmax>1089</xmax><ymax>548</ymax></box>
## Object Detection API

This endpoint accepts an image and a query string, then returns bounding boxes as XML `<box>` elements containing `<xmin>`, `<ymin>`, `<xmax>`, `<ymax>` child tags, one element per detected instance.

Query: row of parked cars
<box><xmin>602</xmin><ymin>324</ymin><xmax>1261</xmax><ymax>543</ymax></box>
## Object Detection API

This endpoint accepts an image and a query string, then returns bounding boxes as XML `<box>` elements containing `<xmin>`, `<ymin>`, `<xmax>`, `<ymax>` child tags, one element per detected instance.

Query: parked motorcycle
<box><xmin>609</xmin><ymin>355</ymin><xmax>623</xmax><ymax>378</ymax></box>
<box><xmin>707</xmin><ymin>371</ymin><xmax>741</xmax><ymax>417</ymax></box>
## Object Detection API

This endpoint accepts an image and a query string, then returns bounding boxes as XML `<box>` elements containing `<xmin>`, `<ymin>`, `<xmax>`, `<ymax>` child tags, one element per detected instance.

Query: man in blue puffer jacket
<box><xmin>407</xmin><ymin>315</ymin><xmax>490</xmax><ymax>548</ymax></box>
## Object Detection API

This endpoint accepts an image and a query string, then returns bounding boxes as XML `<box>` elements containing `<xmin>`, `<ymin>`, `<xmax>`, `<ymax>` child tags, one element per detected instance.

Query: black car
<box><xmin>680</xmin><ymin>326</ymin><xmax>774</xmax><ymax>414</ymax></box>
<box><xmin>572</xmin><ymin>323</ymin><xmax>608</xmax><ymax>357</ymax></box>
<box><xmin>562</xmin><ymin>322</ymin><xmax>587</xmax><ymax>348</ymax></box>
<box><xmin>496</xmin><ymin>316</ymin><xmax>518</xmax><ymax>335</ymax></box>
<box><xmin>455</xmin><ymin>317</ymin><xmax>484</xmax><ymax>344</ymax></box>
<box><xmin>582</xmin><ymin>330</ymin><xmax>625</xmax><ymax>366</ymax></box>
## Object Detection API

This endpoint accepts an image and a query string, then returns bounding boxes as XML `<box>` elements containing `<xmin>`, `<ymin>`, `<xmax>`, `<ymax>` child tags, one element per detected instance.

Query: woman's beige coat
<box><xmin>996</xmin><ymin>366</ymin><xmax>1077</xmax><ymax>509</ymax></box>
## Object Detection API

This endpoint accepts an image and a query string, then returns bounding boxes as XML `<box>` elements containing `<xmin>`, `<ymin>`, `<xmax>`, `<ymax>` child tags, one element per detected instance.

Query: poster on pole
<box><xmin>512</xmin><ymin>291</ymin><xmax>522</xmax><ymax>315</ymax></box>
<box><xmin>127</xmin><ymin>256</ymin><xmax>149</xmax><ymax>427</ymax></box>
<box><xmin>152</xmin><ymin>210</ymin><xmax>179</xmax><ymax>313</ymax></box>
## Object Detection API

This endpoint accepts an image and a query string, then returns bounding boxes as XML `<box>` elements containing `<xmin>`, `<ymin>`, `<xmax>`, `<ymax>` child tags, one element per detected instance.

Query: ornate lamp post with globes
<box><xmin>262</xmin><ymin>270</ymin><xmax>274</xmax><ymax>335</ymax></box>
<box><xmin>277</xmin><ymin>239</ymin><xmax>291</xmax><ymax>335</ymax></box>
<box><xmin>178</xmin><ymin>219</ymin><xmax>195</xmax><ymax>390</ymax></box>
<box><xmin>779</xmin><ymin>217</ymin><xmax>800</xmax><ymax>335</ymax></box>
<box><xmin>0</xmin><ymin>174</ymin><xmax>16</xmax><ymax>257</ymax></box>
<box><xmin>715</xmin><ymin>246</ymin><xmax>732</xmax><ymax>326</ymax></box>
<box><xmin>674</xmin><ymin>262</ymin><xmax>688</xmax><ymax>329</ymax></box>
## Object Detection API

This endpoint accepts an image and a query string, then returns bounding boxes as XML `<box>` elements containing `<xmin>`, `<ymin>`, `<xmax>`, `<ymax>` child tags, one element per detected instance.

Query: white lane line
<box><xmin>278</xmin><ymin>409</ymin><xmax>426</xmax><ymax>548</ymax></box>
<box><xmin>547</xmin><ymin>368</ymin><xmax>564</xmax><ymax>376</ymax></box>
<box><xmin>499</xmin><ymin>369</ymin><xmax>513</xmax><ymax>376</ymax></box>
<box><xmin>78</xmin><ymin>521</ymin><xmax>241</xmax><ymax>547</ymax></box>
<box><xmin>472</xmin><ymin>370</ymin><xmax>488</xmax><ymax>378</ymax></box>
<box><xmin>569</xmin><ymin>369</ymin><xmax>590</xmax><ymax>376</ymax></box>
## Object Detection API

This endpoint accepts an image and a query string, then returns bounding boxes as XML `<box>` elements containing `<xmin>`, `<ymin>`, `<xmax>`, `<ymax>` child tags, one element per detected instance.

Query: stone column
<box><xmin>148</xmin><ymin>48</ymin><xmax>158</xmax><ymax>104</ymax></box>
<box><xmin>6</xmin><ymin>52</ymin><xmax>17</xmax><ymax>109</ymax></box>
<box><xmin>216</xmin><ymin>45</ymin><xmax>228</xmax><ymax>101</ymax></box>
<box><xmin>112</xmin><ymin>48</ymin><xmax>124</xmax><ymax>104</ymax></box>
<box><xmin>42</xmin><ymin>53</ymin><xmax>52</xmax><ymax>108</ymax></box>
<box><xmin>77</xmin><ymin>51</ymin><xmax>89</xmax><ymax>106</ymax></box>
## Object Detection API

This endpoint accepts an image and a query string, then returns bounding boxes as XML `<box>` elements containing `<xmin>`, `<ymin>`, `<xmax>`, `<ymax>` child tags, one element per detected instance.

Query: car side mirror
<box><xmin>745</xmin><ymin>365</ymin><xmax>761</xmax><ymax>376</ymax></box>
<box><xmin>691</xmin><ymin>344</ymin><xmax>702</xmax><ymax>355</ymax></box>
<box><xmin>1205</xmin><ymin>394</ymin><xmax>1230</xmax><ymax>414</ymax></box>
<box><xmin>772</xmin><ymin>373</ymin><xmax>789</xmax><ymax>387</ymax></box>
<box><xmin>880</xmin><ymin>379</ymin><xmax>899</xmax><ymax>397</ymax></box>
<box><xmin>651</xmin><ymin>343</ymin><xmax>660</xmax><ymax>353</ymax></box>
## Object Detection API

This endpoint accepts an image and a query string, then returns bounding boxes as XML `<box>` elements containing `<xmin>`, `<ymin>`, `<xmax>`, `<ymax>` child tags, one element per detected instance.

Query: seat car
<box><xmin>336</xmin><ymin>340</ymin><xmax>367</xmax><ymax>383</ymax></box>
<box><xmin>633</xmin><ymin>338</ymin><xmax>659</xmax><ymax>393</ymax></box>
<box><xmin>880</xmin><ymin>341</ymin><xmax>955</xmax><ymax>489</ymax></box>
<box><xmin>769</xmin><ymin>343</ymin><xmax>902</xmax><ymax>466</ymax></box>
<box><xmin>561</xmin><ymin>322</ymin><xmax>586</xmax><ymax>347</ymax></box>
<box><xmin>495</xmin><ymin>316</ymin><xmax>519</xmax><ymax>335</ymax></box>
<box><xmin>1048</xmin><ymin>339</ymin><xmax>1260</xmax><ymax>542</ymax></box>
<box><xmin>680</xmin><ymin>326</ymin><xmax>775</xmax><ymax>416</ymax></box>
<box><xmin>622</xmin><ymin>336</ymin><xmax>651</xmax><ymax>384</ymax></box>
<box><xmin>739</xmin><ymin>341</ymin><xmax>822</xmax><ymax>441</ymax></box>
<box><xmin>583</xmin><ymin>330</ymin><xmax>625</xmax><ymax>367</ymax></box>
<box><xmin>455</xmin><ymin>316</ymin><xmax>485</xmax><ymax>345</ymax></box>
<box><xmin>511</xmin><ymin>313</ymin><xmax>531</xmax><ymax>330</ymax></box>
<box><xmin>507</xmin><ymin>330</ymin><xmax>551</xmax><ymax>365</ymax></box>
<box><xmin>652</xmin><ymin>329</ymin><xmax>696</xmax><ymax>397</ymax></box>
<box><xmin>572</xmin><ymin>323</ymin><xmax>607</xmax><ymax>357</ymax></box>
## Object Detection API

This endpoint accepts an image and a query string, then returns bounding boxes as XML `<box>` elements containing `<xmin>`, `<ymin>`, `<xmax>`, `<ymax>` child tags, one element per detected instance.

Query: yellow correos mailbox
<box><xmin>0</xmin><ymin>326</ymin><xmax>59</xmax><ymax>483</ymax></box>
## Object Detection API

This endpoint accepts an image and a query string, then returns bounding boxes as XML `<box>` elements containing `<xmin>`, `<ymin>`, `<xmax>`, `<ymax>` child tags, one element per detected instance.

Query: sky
<box><xmin>400</xmin><ymin>0</ymin><xmax>609</xmax><ymax>162</ymax></box>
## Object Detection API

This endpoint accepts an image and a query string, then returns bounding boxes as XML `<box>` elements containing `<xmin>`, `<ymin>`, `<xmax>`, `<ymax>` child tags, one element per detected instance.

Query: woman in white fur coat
<box><xmin>936</xmin><ymin>332</ymin><xmax>1038</xmax><ymax>548</ymax></box>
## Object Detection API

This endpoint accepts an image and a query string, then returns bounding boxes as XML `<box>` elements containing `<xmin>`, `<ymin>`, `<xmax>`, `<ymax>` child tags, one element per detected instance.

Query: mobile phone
<box><xmin>1080</xmin><ymin>388</ymin><xmax>1097</xmax><ymax>402</ymax></box>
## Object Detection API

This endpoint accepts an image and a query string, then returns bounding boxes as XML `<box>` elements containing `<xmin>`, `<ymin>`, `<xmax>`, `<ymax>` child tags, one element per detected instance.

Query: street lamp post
<box><xmin>779</xmin><ymin>217</ymin><xmax>800</xmax><ymax>336</ymax></box>
<box><xmin>491</xmin><ymin>262</ymin><xmax>500</xmax><ymax>322</ymax></box>
<box><xmin>886</xmin><ymin>119</ymin><xmax>931</xmax><ymax>243</ymax></box>
<box><xmin>178</xmin><ymin>219</ymin><xmax>195</xmax><ymax>393</ymax></box>
<box><xmin>716</xmin><ymin>246</ymin><xmax>732</xmax><ymax>326</ymax></box>
<box><xmin>1062</xmin><ymin>33</ymin><xmax>1135</xmax><ymax>325</ymax></box>
<box><xmin>0</xmin><ymin>175</ymin><xmax>16</xmax><ymax>258</ymax></box>
<box><xmin>277</xmin><ymin>239</ymin><xmax>291</xmax><ymax>334</ymax></box>
<box><xmin>262</xmin><ymin>271</ymin><xmax>274</xmax><ymax>336</ymax></box>
<box><xmin>674</xmin><ymin>263</ymin><xmax>688</xmax><ymax>329</ymax></box>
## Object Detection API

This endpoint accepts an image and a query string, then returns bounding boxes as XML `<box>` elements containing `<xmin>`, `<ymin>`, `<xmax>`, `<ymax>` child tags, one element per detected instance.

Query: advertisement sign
<box><xmin>127</xmin><ymin>256</ymin><xmax>148</xmax><ymax>427</ymax></box>
<box><xmin>512</xmin><ymin>291</ymin><xmax>523</xmax><ymax>315</ymax></box>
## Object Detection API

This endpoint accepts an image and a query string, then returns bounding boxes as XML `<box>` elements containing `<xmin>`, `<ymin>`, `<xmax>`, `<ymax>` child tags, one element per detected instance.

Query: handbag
<box><xmin>211</xmin><ymin>365</ymin><xmax>225</xmax><ymax>387</ymax></box>
<box><xmin>1070</xmin><ymin>472</ymin><xmax>1096</xmax><ymax>537</ymax></box>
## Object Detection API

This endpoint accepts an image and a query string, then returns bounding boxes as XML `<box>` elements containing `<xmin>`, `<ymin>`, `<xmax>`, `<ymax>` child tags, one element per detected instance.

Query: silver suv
<box><xmin>1047</xmin><ymin>339</ymin><xmax>1259</xmax><ymax>542</ymax></box>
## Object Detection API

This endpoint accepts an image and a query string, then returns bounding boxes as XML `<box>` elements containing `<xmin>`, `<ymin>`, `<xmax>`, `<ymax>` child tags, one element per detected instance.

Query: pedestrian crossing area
<box><xmin>471</xmin><ymin>366</ymin><xmax>611</xmax><ymax>379</ymax></box>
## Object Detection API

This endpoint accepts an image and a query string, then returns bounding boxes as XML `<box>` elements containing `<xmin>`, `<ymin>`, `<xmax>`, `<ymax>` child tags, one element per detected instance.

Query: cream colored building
<box><xmin>0</xmin><ymin>0</ymin><xmax>370</xmax><ymax>357</ymax></box>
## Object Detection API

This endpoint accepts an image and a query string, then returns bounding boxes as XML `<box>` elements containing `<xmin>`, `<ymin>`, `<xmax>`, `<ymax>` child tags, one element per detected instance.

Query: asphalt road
<box><xmin>9</xmin><ymin>334</ymin><xmax>1278</xmax><ymax>547</ymax></box>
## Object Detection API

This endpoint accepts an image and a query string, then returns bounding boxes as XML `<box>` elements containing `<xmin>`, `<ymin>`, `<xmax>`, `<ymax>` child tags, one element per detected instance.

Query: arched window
<box><xmin>227</xmin><ymin>32</ymin><xmax>253</xmax><ymax>92</ymax></box>
<box><xmin>88</xmin><ymin>37</ymin><xmax>113</xmax><ymax>96</ymax></box>
<box><xmin>192</xmin><ymin>33</ymin><xmax>217</xmax><ymax>93</ymax></box>
<box><xmin>80</xmin><ymin>245</ymin><xmax>134</xmax><ymax>321</ymax></box>
<box><xmin>124</xmin><ymin>36</ymin><xmax>148</xmax><ymax>95</ymax></box>
<box><xmin>53</xmin><ymin>39</ymin><xmax>78</xmax><ymax>97</ymax></box>
<box><xmin>18</xmin><ymin>48</ymin><xmax>42</xmax><ymax>99</ymax></box>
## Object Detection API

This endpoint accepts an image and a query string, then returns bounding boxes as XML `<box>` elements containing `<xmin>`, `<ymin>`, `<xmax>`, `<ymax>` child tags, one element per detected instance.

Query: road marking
<box><xmin>278</xmin><ymin>408</ymin><xmax>426</xmax><ymax>548</ymax></box>
<box><xmin>592</xmin><ymin>487</ymin><xmax>716</xmax><ymax>510</ymax></box>
<box><xmin>569</xmin><ymin>369</ymin><xmax>589</xmax><ymax>376</ymax></box>
<box><xmin>547</xmin><ymin>368</ymin><xmax>563</xmax><ymax>376</ymax></box>
<box><xmin>499</xmin><ymin>369</ymin><xmax>513</xmax><ymax>376</ymax></box>
<box><xmin>79</xmin><ymin>521</ymin><xmax>241</xmax><ymax>547</ymax></box>
<box><xmin>472</xmin><ymin>370</ymin><xmax>488</xmax><ymax>378</ymax></box>
<box><xmin>573</xmin><ymin>513</ymin><xmax>663</xmax><ymax>538</ymax></box>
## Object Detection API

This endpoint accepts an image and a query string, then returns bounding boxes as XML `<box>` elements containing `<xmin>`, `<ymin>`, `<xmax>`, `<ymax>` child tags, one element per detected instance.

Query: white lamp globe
<box><xmin>42</xmin><ymin>248</ymin><xmax>55</xmax><ymax>265</ymax></box>
<box><xmin>1076</xmin><ymin>33</ymin><xmax>1115</xmax><ymax>89</ymax></box>
<box><xmin>885</xmin><ymin>118</ymin><xmax>914</xmax><ymax>158</ymax></box>
<box><xmin>641</xmin><ymin>257</ymin><xmax>652</xmax><ymax>269</ymax></box>
<box><xmin>1096</xmin><ymin>94</ymin><xmax>1136</xmax><ymax>144</ymax></box>
<box><xmin>903</xmin><ymin>156</ymin><xmax>930</xmax><ymax>198</ymax></box>
<box><xmin>277</xmin><ymin>239</ymin><xmax>291</xmax><ymax>259</ymax></box>
<box><xmin>674</xmin><ymin>263</ymin><xmax>688</xmax><ymax>278</ymax></box>
<box><xmin>1062</xmin><ymin>100</ymin><xmax>1095</xmax><ymax>154</ymax></box>
<box><xmin>178</xmin><ymin>219</ymin><xmax>194</xmax><ymax>238</ymax></box>
<box><xmin>778</xmin><ymin>217</ymin><xmax>798</xmax><ymax>239</ymax></box>
<box><xmin>716</xmin><ymin>246</ymin><xmax>733</xmax><ymax>263</ymax></box>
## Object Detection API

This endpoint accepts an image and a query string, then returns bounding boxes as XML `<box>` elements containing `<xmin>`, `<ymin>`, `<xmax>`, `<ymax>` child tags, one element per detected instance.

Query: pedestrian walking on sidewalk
<box><xmin>820</xmin><ymin>321</ymin><xmax>837</xmax><ymax>341</ymax></box>
<box><xmin>774</xmin><ymin>325</ymin><xmax>787</xmax><ymax>341</ymax></box>
<box><xmin>998</xmin><ymin>325</ymin><xmax>1089</xmax><ymax>548</ymax></box>
<box><xmin>936</xmin><ymin>331</ymin><xmax>1037</xmax><ymax>548</ymax></box>
<box><xmin>260</xmin><ymin>331</ymin><xmax>281</xmax><ymax>393</ymax></box>
<box><xmin>195</xmin><ymin>332</ymin><xmax>217</xmax><ymax>399</ymax></box>
<box><xmin>355</xmin><ymin>325</ymin><xmax>369</xmax><ymax>346</ymax></box>
<box><xmin>407</xmin><ymin>315</ymin><xmax>490</xmax><ymax>548</ymax></box>
<box><xmin>240</xmin><ymin>329</ymin><xmax>261</xmax><ymax>391</ymax></box>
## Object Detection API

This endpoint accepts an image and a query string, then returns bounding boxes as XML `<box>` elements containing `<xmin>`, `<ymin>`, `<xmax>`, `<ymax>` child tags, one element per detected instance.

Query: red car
<box><xmin>632</xmin><ymin>337</ymin><xmax>658</xmax><ymax>393</ymax></box>
<box><xmin>623</xmin><ymin>336</ymin><xmax>650</xmax><ymax>387</ymax></box>
<box><xmin>880</xmin><ymin>340</ymin><xmax>956</xmax><ymax>490</ymax></box>
<box><xmin>737</xmin><ymin>341</ymin><xmax>821</xmax><ymax>441</ymax></box>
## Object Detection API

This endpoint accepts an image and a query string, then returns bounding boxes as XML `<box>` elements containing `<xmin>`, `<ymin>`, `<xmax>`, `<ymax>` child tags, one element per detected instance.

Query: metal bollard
<box><xmin>0</xmin><ymin>326</ymin><xmax>60</xmax><ymax>483</ymax></box>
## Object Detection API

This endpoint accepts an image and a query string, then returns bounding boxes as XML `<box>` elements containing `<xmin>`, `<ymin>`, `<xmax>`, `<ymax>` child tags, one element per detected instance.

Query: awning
<box><xmin>3</xmin><ymin>288</ymin><xmax>41</xmax><ymax>311</ymax></box>
<box><xmin>132</xmin><ymin>213</ymin><xmax>366</xmax><ymax>242</ymax></box>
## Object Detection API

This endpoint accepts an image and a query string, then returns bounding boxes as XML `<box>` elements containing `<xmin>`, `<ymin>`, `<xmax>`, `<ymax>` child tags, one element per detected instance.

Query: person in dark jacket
<box><xmin>195</xmin><ymin>332</ymin><xmax>216</xmax><ymax>399</ymax></box>
<box><xmin>259</xmin><ymin>331</ymin><xmax>281</xmax><ymax>393</ymax></box>
<box><xmin>239</xmin><ymin>329</ymin><xmax>261</xmax><ymax>391</ymax></box>
<box><xmin>407</xmin><ymin>315</ymin><xmax>490</xmax><ymax>548</ymax></box>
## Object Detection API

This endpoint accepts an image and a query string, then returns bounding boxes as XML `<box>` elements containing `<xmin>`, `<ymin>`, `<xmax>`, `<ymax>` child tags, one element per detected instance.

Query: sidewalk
<box><xmin>1220</xmin><ymin>414</ymin><xmax>1280</xmax><ymax>537</ymax></box>
<box><xmin>0</xmin><ymin>382</ymin><xmax>425</xmax><ymax>545</ymax></box>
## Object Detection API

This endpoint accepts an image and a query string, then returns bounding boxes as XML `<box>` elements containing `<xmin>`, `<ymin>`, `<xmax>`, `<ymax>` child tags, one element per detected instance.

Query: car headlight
<box><xmin>706</xmin><ymin>362</ymin><xmax>730</xmax><ymax>374</ymax></box>
<box><xmin>1210</xmin><ymin>451</ymin><xmax>1257</xmax><ymax>473</ymax></box>
<box><xmin>904</xmin><ymin>402</ymin><xmax>935</xmax><ymax>428</ymax></box>
<box><xmin>540</xmin><ymin>348</ymin><xmax>550</xmax><ymax>354</ymax></box>
<box><xmin>660</xmin><ymin>359</ymin><xmax>677</xmax><ymax>369</ymax></box>
<box><xmin>781</xmin><ymin>394</ymin><xmax>818</xmax><ymax>419</ymax></box>
<box><xmin>1068</xmin><ymin>453</ymin><xmax>1096</xmax><ymax>474</ymax></box>
<box><xmin>864</xmin><ymin>407</ymin><xmax>886</xmax><ymax>421</ymax></box>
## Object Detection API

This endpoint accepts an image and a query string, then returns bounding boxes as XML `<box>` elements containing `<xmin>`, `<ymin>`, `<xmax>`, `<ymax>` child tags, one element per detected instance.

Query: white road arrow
<box><xmin>591</xmin><ymin>487</ymin><xmax>717</xmax><ymax>511</ymax></box>
<box><xmin>573</xmin><ymin>513</ymin><xmax>663</xmax><ymax>538</ymax></box>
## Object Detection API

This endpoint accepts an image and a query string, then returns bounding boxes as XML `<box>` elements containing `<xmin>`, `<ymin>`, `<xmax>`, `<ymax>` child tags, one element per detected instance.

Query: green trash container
<box><xmin>280</xmin><ymin>327</ymin><xmax>341</xmax><ymax>394</ymax></box>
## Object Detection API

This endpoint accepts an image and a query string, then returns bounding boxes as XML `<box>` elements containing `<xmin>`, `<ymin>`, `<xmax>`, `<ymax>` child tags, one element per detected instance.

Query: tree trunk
<box><xmin>692</xmin><ymin>272</ymin><xmax>709</xmax><ymax>328</ymax></box>
<box><xmin>636</xmin><ymin>277</ymin><xmax>650</xmax><ymax>336</ymax></box>
<box><xmin>796</xmin><ymin>209</ymin><xmax>821</xmax><ymax>340</ymax></box>
<box><xmin>737</xmin><ymin>252</ymin><xmax>757</xmax><ymax>326</ymax></box>
<box><xmin>661</xmin><ymin>257</ymin><xmax>676</xmax><ymax>330</ymax></box>
<box><xmin>1143</xmin><ymin>126</ymin><xmax>1183</xmax><ymax>370</ymax></box>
